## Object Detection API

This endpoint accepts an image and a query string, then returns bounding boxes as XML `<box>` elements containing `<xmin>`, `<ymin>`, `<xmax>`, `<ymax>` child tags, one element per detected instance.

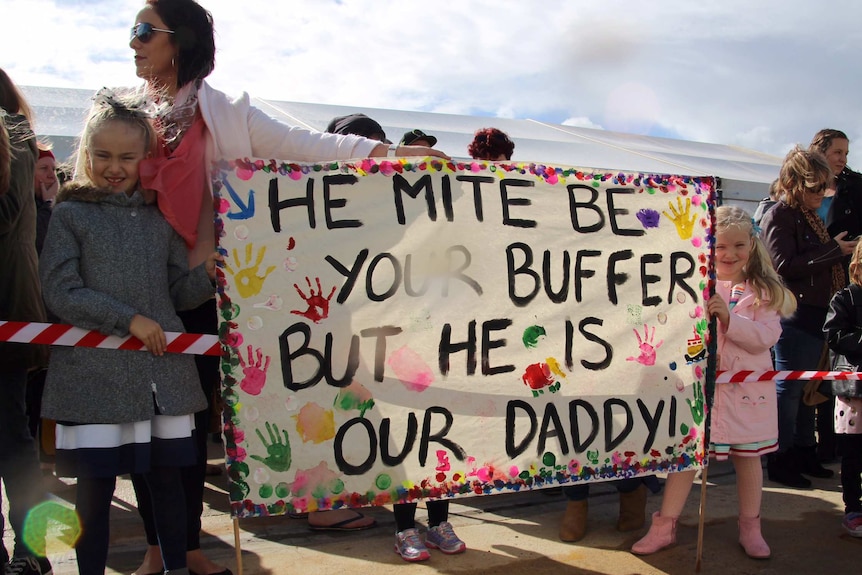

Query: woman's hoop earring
<box><xmin>171</xmin><ymin>57</ymin><xmax>177</xmax><ymax>69</ymax></box>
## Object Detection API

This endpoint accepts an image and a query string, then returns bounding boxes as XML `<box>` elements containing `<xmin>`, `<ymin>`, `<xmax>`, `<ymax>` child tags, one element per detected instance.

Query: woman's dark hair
<box><xmin>0</xmin><ymin>67</ymin><xmax>33</xmax><ymax>122</ymax></box>
<box><xmin>468</xmin><ymin>127</ymin><xmax>515</xmax><ymax>160</ymax></box>
<box><xmin>0</xmin><ymin>116</ymin><xmax>9</xmax><ymax>195</ymax></box>
<box><xmin>0</xmin><ymin>67</ymin><xmax>35</xmax><ymax>195</ymax></box>
<box><xmin>809</xmin><ymin>128</ymin><xmax>848</xmax><ymax>155</ymax></box>
<box><xmin>148</xmin><ymin>0</ymin><xmax>215</xmax><ymax>88</ymax></box>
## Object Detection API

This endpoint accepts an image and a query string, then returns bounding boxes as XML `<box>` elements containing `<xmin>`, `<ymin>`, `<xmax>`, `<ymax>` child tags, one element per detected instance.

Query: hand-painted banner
<box><xmin>213</xmin><ymin>156</ymin><xmax>715</xmax><ymax>518</ymax></box>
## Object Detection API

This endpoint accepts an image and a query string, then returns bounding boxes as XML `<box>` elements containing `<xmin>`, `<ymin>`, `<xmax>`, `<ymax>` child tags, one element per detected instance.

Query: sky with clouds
<box><xmin>4</xmin><ymin>0</ymin><xmax>862</xmax><ymax>165</ymax></box>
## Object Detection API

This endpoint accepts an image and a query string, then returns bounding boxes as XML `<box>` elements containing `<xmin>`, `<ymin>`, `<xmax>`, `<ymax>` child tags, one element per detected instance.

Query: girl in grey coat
<box><xmin>39</xmin><ymin>93</ymin><xmax>220</xmax><ymax>575</ymax></box>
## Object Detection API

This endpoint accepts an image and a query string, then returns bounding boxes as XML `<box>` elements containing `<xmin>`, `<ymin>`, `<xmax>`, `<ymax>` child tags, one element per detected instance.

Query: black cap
<box><xmin>326</xmin><ymin>113</ymin><xmax>391</xmax><ymax>143</ymax></box>
<box><xmin>400</xmin><ymin>129</ymin><xmax>438</xmax><ymax>147</ymax></box>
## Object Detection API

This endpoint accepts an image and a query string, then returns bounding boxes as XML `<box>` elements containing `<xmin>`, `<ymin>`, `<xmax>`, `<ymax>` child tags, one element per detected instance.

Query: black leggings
<box><xmin>838</xmin><ymin>434</ymin><xmax>862</xmax><ymax>514</ymax></box>
<box><xmin>394</xmin><ymin>501</ymin><xmax>449</xmax><ymax>532</ymax></box>
<box><xmin>132</xmin><ymin>300</ymin><xmax>218</xmax><ymax>550</ymax></box>
<box><xmin>77</xmin><ymin>467</ymin><xmax>186</xmax><ymax>575</ymax></box>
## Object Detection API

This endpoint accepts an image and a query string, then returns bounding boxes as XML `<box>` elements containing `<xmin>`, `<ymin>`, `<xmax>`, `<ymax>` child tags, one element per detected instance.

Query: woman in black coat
<box><xmin>808</xmin><ymin>130</ymin><xmax>862</xmax><ymax>462</ymax></box>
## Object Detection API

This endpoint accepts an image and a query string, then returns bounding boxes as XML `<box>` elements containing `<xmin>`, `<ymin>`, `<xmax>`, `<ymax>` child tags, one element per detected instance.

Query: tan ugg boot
<box><xmin>617</xmin><ymin>483</ymin><xmax>647</xmax><ymax>531</ymax></box>
<box><xmin>559</xmin><ymin>500</ymin><xmax>588</xmax><ymax>542</ymax></box>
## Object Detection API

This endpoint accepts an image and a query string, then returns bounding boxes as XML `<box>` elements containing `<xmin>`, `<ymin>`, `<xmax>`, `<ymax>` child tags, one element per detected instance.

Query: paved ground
<box><xmin>4</xmin><ymin>446</ymin><xmax>860</xmax><ymax>575</ymax></box>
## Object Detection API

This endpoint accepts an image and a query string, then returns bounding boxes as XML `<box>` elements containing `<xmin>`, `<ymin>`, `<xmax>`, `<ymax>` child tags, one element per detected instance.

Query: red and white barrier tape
<box><xmin>0</xmin><ymin>322</ymin><xmax>859</xmax><ymax>378</ymax></box>
<box><xmin>715</xmin><ymin>370</ymin><xmax>861</xmax><ymax>383</ymax></box>
<box><xmin>0</xmin><ymin>321</ymin><xmax>220</xmax><ymax>356</ymax></box>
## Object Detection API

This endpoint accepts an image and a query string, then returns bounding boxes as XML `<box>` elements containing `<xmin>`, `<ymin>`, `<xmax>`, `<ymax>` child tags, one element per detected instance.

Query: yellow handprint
<box><xmin>224</xmin><ymin>243</ymin><xmax>276</xmax><ymax>299</ymax></box>
<box><xmin>662</xmin><ymin>196</ymin><xmax>698</xmax><ymax>240</ymax></box>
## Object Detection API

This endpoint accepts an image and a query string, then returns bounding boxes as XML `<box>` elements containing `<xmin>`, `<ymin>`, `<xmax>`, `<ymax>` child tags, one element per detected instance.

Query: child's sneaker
<box><xmin>394</xmin><ymin>528</ymin><xmax>430</xmax><ymax>562</ymax></box>
<box><xmin>842</xmin><ymin>511</ymin><xmax>862</xmax><ymax>537</ymax></box>
<box><xmin>425</xmin><ymin>521</ymin><xmax>467</xmax><ymax>554</ymax></box>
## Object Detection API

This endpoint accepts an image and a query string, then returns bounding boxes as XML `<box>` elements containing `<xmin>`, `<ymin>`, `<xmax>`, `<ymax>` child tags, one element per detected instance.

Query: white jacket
<box><xmin>197</xmin><ymin>81</ymin><xmax>377</xmax><ymax>163</ymax></box>
<box><xmin>190</xmin><ymin>81</ymin><xmax>380</xmax><ymax>265</ymax></box>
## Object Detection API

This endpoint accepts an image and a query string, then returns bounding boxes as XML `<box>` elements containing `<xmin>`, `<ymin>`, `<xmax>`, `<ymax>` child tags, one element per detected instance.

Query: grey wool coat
<box><xmin>40</xmin><ymin>183</ymin><xmax>213</xmax><ymax>424</ymax></box>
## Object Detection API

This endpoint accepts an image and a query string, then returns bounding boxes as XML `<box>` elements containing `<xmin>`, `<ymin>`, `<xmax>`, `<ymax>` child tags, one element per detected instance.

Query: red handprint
<box><xmin>625</xmin><ymin>324</ymin><xmax>663</xmax><ymax>366</ymax></box>
<box><xmin>290</xmin><ymin>277</ymin><xmax>336</xmax><ymax>323</ymax></box>
<box><xmin>239</xmin><ymin>345</ymin><xmax>270</xmax><ymax>396</ymax></box>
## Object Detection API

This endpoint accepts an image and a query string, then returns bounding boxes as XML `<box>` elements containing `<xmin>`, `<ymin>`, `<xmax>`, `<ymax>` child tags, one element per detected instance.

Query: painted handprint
<box><xmin>662</xmin><ymin>196</ymin><xmax>698</xmax><ymax>240</ymax></box>
<box><xmin>224</xmin><ymin>243</ymin><xmax>276</xmax><ymax>299</ymax></box>
<box><xmin>253</xmin><ymin>294</ymin><xmax>283</xmax><ymax>311</ymax></box>
<box><xmin>291</xmin><ymin>277</ymin><xmax>336</xmax><ymax>323</ymax></box>
<box><xmin>686</xmin><ymin>380</ymin><xmax>705</xmax><ymax>426</ymax></box>
<box><xmin>435</xmin><ymin>450</ymin><xmax>451</xmax><ymax>472</ymax></box>
<box><xmin>626</xmin><ymin>324</ymin><xmax>663</xmax><ymax>366</ymax></box>
<box><xmin>250</xmin><ymin>421</ymin><xmax>292</xmax><ymax>473</ymax></box>
<box><xmin>239</xmin><ymin>345</ymin><xmax>271</xmax><ymax>396</ymax></box>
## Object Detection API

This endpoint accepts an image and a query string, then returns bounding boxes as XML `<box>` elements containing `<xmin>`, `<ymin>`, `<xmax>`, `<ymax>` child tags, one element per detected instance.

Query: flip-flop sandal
<box><xmin>308</xmin><ymin>511</ymin><xmax>377</xmax><ymax>532</ymax></box>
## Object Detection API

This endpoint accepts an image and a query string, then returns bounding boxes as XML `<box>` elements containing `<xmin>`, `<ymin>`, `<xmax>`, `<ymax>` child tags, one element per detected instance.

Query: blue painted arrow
<box><xmin>222</xmin><ymin>177</ymin><xmax>255</xmax><ymax>220</ymax></box>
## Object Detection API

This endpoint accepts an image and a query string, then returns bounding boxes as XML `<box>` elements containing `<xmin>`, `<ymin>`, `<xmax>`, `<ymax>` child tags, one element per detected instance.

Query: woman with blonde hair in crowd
<box><xmin>760</xmin><ymin>146</ymin><xmax>855</xmax><ymax>488</ymax></box>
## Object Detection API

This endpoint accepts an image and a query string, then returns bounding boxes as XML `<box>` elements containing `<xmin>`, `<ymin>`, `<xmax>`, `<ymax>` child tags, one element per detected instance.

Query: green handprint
<box><xmin>586</xmin><ymin>450</ymin><xmax>599</xmax><ymax>465</ymax></box>
<box><xmin>686</xmin><ymin>381</ymin><xmax>705</xmax><ymax>426</ymax></box>
<box><xmin>662</xmin><ymin>196</ymin><xmax>698</xmax><ymax>240</ymax></box>
<box><xmin>250</xmin><ymin>421</ymin><xmax>292</xmax><ymax>473</ymax></box>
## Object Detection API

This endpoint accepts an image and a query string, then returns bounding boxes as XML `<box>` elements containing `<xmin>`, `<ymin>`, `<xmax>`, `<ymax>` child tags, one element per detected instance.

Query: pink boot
<box><xmin>631</xmin><ymin>511</ymin><xmax>677</xmax><ymax>555</ymax></box>
<box><xmin>738</xmin><ymin>516</ymin><xmax>770</xmax><ymax>559</ymax></box>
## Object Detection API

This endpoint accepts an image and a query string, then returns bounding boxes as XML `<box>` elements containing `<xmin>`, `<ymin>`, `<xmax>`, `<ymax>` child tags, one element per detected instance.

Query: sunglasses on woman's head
<box><xmin>130</xmin><ymin>22</ymin><xmax>175</xmax><ymax>43</ymax></box>
<box><xmin>805</xmin><ymin>182</ymin><xmax>829</xmax><ymax>195</ymax></box>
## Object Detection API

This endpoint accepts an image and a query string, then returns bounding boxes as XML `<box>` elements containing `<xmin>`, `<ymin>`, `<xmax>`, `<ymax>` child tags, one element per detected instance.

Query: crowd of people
<box><xmin>2</xmin><ymin>0</ymin><xmax>862</xmax><ymax>573</ymax></box>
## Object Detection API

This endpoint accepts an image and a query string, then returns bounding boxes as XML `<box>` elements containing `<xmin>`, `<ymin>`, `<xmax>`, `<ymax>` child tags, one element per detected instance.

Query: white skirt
<box><xmin>55</xmin><ymin>414</ymin><xmax>196</xmax><ymax>478</ymax></box>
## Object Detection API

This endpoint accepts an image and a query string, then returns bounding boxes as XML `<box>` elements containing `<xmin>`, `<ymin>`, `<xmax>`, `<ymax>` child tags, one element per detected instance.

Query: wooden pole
<box><xmin>233</xmin><ymin>516</ymin><xmax>243</xmax><ymax>575</ymax></box>
<box><xmin>695</xmin><ymin>464</ymin><xmax>709</xmax><ymax>572</ymax></box>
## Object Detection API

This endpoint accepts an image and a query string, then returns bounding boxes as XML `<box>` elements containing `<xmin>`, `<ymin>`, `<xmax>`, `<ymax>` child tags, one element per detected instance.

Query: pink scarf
<box><xmin>139</xmin><ymin>115</ymin><xmax>207</xmax><ymax>247</ymax></box>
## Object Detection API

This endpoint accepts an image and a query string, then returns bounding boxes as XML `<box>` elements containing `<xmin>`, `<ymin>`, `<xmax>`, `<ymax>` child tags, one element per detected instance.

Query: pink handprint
<box><xmin>290</xmin><ymin>277</ymin><xmax>336</xmax><ymax>323</ymax></box>
<box><xmin>626</xmin><ymin>324</ymin><xmax>663</xmax><ymax>366</ymax></box>
<box><xmin>435</xmin><ymin>450</ymin><xmax>451</xmax><ymax>472</ymax></box>
<box><xmin>239</xmin><ymin>345</ymin><xmax>270</xmax><ymax>396</ymax></box>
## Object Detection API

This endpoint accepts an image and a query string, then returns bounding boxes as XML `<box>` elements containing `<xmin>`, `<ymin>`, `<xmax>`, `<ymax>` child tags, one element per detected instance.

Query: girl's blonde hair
<box><xmin>849</xmin><ymin>241</ymin><xmax>862</xmax><ymax>287</ymax></box>
<box><xmin>74</xmin><ymin>89</ymin><xmax>157</xmax><ymax>186</ymax></box>
<box><xmin>716</xmin><ymin>205</ymin><xmax>797</xmax><ymax>317</ymax></box>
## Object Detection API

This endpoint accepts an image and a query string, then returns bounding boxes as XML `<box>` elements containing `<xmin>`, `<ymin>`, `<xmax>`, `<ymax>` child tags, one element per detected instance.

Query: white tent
<box><xmin>22</xmin><ymin>85</ymin><xmax>781</xmax><ymax>209</ymax></box>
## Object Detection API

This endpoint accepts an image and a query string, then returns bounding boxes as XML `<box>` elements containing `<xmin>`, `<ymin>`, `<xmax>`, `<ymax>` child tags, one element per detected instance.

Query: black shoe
<box><xmin>767</xmin><ymin>452</ymin><xmax>811</xmax><ymax>489</ymax></box>
<box><xmin>6</xmin><ymin>556</ymin><xmax>53</xmax><ymax>575</ymax></box>
<box><xmin>796</xmin><ymin>445</ymin><xmax>835</xmax><ymax>478</ymax></box>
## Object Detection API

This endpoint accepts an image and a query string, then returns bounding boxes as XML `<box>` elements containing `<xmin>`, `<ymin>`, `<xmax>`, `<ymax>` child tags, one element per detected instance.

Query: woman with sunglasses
<box><xmin>111</xmin><ymin>2</ymin><xmax>448</xmax><ymax>574</ymax></box>
<box><xmin>760</xmin><ymin>146</ymin><xmax>856</xmax><ymax>489</ymax></box>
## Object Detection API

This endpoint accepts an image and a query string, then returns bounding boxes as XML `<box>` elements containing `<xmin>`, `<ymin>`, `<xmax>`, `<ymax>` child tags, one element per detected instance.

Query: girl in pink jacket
<box><xmin>823</xmin><ymin>241</ymin><xmax>862</xmax><ymax>537</ymax></box>
<box><xmin>632</xmin><ymin>205</ymin><xmax>796</xmax><ymax>559</ymax></box>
